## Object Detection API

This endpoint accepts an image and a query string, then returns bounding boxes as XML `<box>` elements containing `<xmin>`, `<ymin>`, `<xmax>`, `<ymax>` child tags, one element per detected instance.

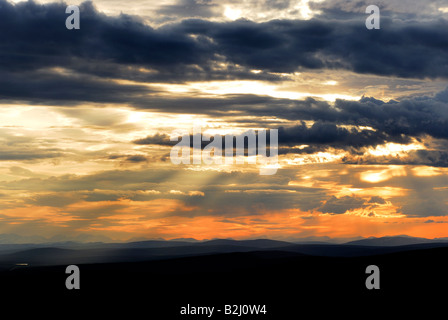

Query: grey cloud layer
<box><xmin>1</xmin><ymin>0</ymin><xmax>448</xmax><ymax>104</ymax></box>
<box><xmin>0</xmin><ymin>167</ymin><xmax>328</xmax><ymax>216</ymax></box>
<box><xmin>3</xmin><ymin>165</ymin><xmax>443</xmax><ymax>217</ymax></box>
<box><xmin>309</xmin><ymin>0</ymin><xmax>448</xmax><ymax>20</ymax></box>
<box><xmin>131</xmin><ymin>89</ymin><xmax>448</xmax><ymax>166</ymax></box>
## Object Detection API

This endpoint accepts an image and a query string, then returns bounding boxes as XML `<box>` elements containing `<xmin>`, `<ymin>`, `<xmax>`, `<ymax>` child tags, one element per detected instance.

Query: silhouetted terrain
<box><xmin>344</xmin><ymin>235</ymin><xmax>439</xmax><ymax>246</ymax></box>
<box><xmin>0</xmin><ymin>238</ymin><xmax>447</xmax><ymax>317</ymax></box>
<box><xmin>1</xmin><ymin>237</ymin><xmax>448</xmax><ymax>268</ymax></box>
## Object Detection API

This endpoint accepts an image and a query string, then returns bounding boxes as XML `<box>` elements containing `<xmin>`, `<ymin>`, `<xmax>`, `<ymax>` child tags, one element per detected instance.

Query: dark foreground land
<box><xmin>0</xmin><ymin>242</ymin><xmax>447</xmax><ymax>318</ymax></box>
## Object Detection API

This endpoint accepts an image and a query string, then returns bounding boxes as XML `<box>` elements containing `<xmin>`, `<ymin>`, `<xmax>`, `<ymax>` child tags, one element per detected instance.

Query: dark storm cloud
<box><xmin>133</xmin><ymin>120</ymin><xmax>410</xmax><ymax>153</ymax></box>
<box><xmin>0</xmin><ymin>0</ymin><xmax>280</xmax><ymax>86</ymax></box>
<box><xmin>368</xmin><ymin>196</ymin><xmax>386</xmax><ymax>204</ymax></box>
<box><xmin>278</xmin><ymin>121</ymin><xmax>411</xmax><ymax>148</ymax></box>
<box><xmin>133</xmin><ymin>94</ymin><xmax>295</xmax><ymax>115</ymax></box>
<box><xmin>0</xmin><ymin>69</ymin><xmax>154</xmax><ymax>105</ymax></box>
<box><xmin>1</xmin><ymin>0</ymin><xmax>448</xmax><ymax>106</ymax></box>
<box><xmin>133</xmin><ymin>131</ymin><xmax>268</xmax><ymax>152</ymax></box>
<box><xmin>133</xmin><ymin>133</ymin><xmax>174</xmax><ymax>146</ymax></box>
<box><xmin>164</xmin><ymin>16</ymin><xmax>448</xmax><ymax>78</ymax></box>
<box><xmin>130</xmin><ymin>87</ymin><xmax>448</xmax><ymax>162</ymax></box>
<box><xmin>125</xmin><ymin>155</ymin><xmax>148</xmax><ymax>162</ymax></box>
<box><xmin>1</xmin><ymin>0</ymin><xmax>447</xmax><ymax>142</ymax></box>
<box><xmin>332</xmin><ymin>96</ymin><xmax>448</xmax><ymax>141</ymax></box>
<box><xmin>257</xmin><ymin>92</ymin><xmax>448</xmax><ymax>148</ymax></box>
<box><xmin>0</xmin><ymin>1</ymin><xmax>209</xmax><ymax>72</ymax></box>
<box><xmin>319</xmin><ymin>195</ymin><xmax>366</xmax><ymax>214</ymax></box>
<box><xmin>4</xmin><ymin>84</ymin><xmax>447</xmax><ymax>154</ymax></box>
<box><xmin>342</xmin><ymin>149</ymin><xmax>448</xmax><ymax>167</ymax></box>
<box><xmin>1</xmin><ymin>0</ymin><xmax>448</xmax><ymax>166</ymax></box>
<box><xmin>108</xmin><ymin>154</ymin><xmax>148</xmax><ymax>163</ymax></box>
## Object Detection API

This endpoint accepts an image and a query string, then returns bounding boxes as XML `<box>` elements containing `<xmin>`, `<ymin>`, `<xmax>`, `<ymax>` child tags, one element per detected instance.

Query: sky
<box><xmin>1</xmin><ymin>0</ymin><xmax>448</xmax><ymax>242</ymax></box>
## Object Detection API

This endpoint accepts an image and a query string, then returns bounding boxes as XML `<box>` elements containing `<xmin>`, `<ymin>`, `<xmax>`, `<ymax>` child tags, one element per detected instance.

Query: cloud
<box><xmin>26</xmin><ymin>192</ymin><xmax>85</xmax><ymax>207</ymax></box>
<box><xmin>342</xmin><ymin>149</ymin><xmax>448</xmax><ymax>167</ymax></box>
<box><xmin>309</xmin><ymin>0</ymin><xmax>448</xmax><ymax>20</ymax></box>
<box><xmin>278</xmin><ymin>121</ymin><xmax>410</xmax><ymax>149</ymax></box>
<box><xmin>156</xmin><ymin>0</ymin><xmax>218</xmax><ymax>21</ymax></box>
<box><xmin>177</xmin><ymin>17</ymin><xmax>448</xmax><ymax>78</ymax></box>
<box><xmin>125</xmin><ymin>155</ymin><xmax>148</xmax><ymax>163</ymax></box>
<box><xmin>318</xmin><ymin>195</ymin><xmax>366</xmax><ymax>214</ymax></box>
<box><xmin>0</xmin><ymin>69</ymin><xmax>154</xmax><ymax>106</ymax></box>
<box><xmin>1</xmin><ymin>0</ymin><xmax>448</xmax><ymax>107</ymax></box>
<box><xmin>129</xmin><ymin>88</ymin><xmax>448</xmax><ymax>167</ymax></box>
<box><xmin>133</xmin><ymin>133</ymin><xmax>174</xmax><ymax>146</ymax></box>
<box><xmin>368</xmin><ymin>196</ymin><xmax>387</xmax><ymax>204</ymax></box>
<box><xmin>0</xmin><ymin>1</ymin><xmax>209</xmax><ymax>72</ymax></box>
<box><xmin>8</xmin><ymin>166</ymin><xmax>46</xmax><ymax>178</ymax></box>
<box><xmin>424</xmin><ymin>219</ymin><xmax>448</xmax><ymax>223</ymax></box>
<box><xmin>133</xmin><ymin>120</ymin><xmax>410</xmax><ymax>154</ymax></box>
<box><xmin>0</xmin><ymin>150</ymin><xmax>62</xmax><ymax>161</ymax></box>
<box><xmin>0</xmin><ymin>167</ymin><xmax>327</xmax><ymax>216</ymax></box>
